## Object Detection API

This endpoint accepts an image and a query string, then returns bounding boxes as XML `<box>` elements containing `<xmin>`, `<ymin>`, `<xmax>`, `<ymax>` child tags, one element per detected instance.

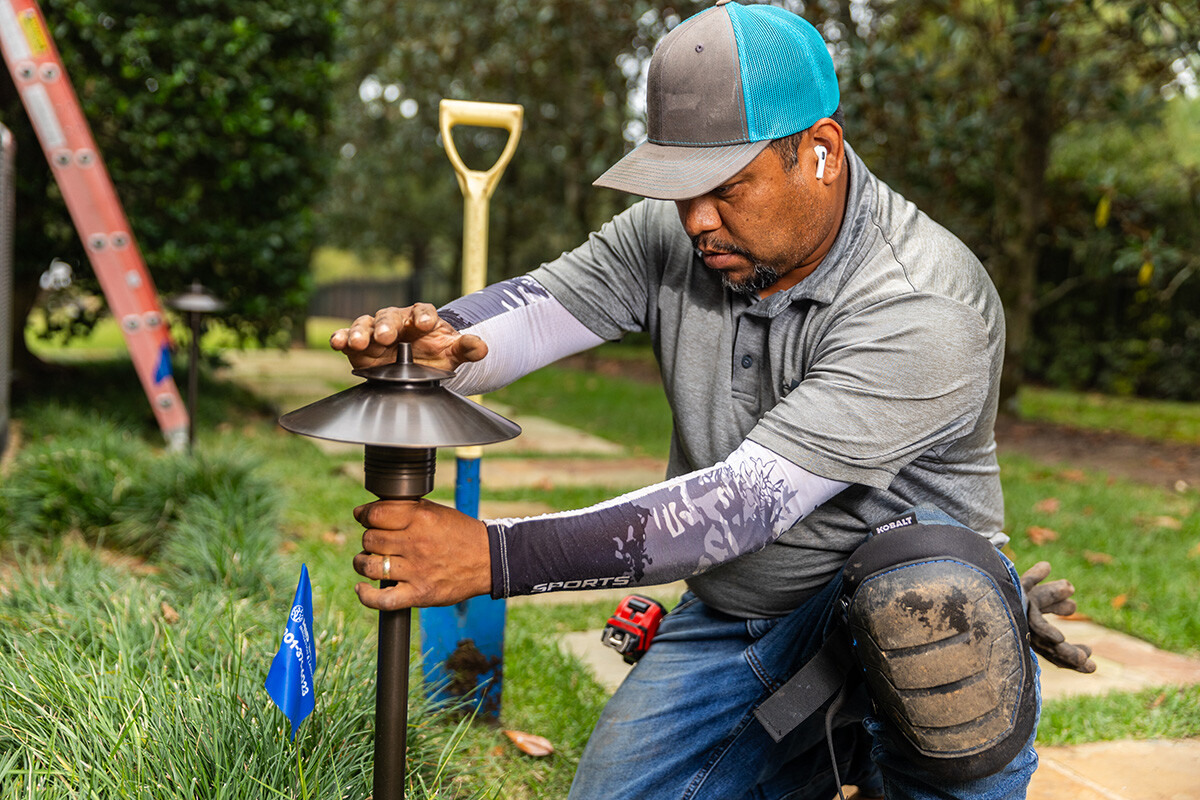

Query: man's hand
<box><xmin>329</xmin><ymin>303</ymin><xmax>488</xmax><ymax>371</ymax></box>
<box><xmin>351</xmin><ymin>499</ymin><xmax>492</xmax><ymax>611</ymax></box>
<box><xmin>1020</xmin><ymin>561</ymin><xmax>1097</xmax><ymax>674</ymax></box>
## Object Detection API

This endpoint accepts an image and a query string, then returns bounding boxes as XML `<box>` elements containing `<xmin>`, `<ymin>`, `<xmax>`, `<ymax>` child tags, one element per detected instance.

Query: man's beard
<box><xmin>722</xmin><ymin>263</ymin><xmax>782</xmax><ymax>295</ymax></box>
<box><xmin>693</xmin><ymin>237</ymin><xmax>782</xmax><ymax>295</ymax></box>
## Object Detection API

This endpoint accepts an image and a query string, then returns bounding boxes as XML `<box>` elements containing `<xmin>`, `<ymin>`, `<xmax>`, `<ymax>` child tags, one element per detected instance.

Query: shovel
<box><xmin>420</xmin><ymin>98</ymin><xmax>523</xmax><ymax>717</ymax></box>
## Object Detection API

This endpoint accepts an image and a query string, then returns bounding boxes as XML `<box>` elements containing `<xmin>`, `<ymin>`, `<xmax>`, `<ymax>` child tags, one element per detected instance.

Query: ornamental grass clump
<box><xmin>0</xmin><ymin>410</ymin><xmax>280</xmax><ymax>596</ymax></box>
<box><xmin>0</xmin><ymin>544</ymin><xmax>491</xmax><ymax>798</ymax></box>
<box><xmin>0</xmin><ymin>424</ymin><xmax>496</xmax><ymax>798</ymax></box>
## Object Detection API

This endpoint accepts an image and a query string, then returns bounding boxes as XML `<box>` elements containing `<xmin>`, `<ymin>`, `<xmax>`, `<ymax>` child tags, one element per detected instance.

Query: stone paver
<box><xmin>1031</xmin><ymin>739</ymin><xmax>1200</xmax><ymax>800</ymax></box>
<box><xmin>486</xmin><ymin>412</ymin><xmax>624</xmax><ymax>456</ymax></box>
<box><xmin>1039</xmin><ymin>619</ymin><xmax>1200</xmax><ymax>699</ymax></box>
<box><xmin>465</xmin><ymin>456</ymin><xmax>667</xmax><ymax>491</ymax></box>
<box><xmin>217</xmin><ymin>348</ymin><xmax>357</xmax><ymax>410</ymax></box>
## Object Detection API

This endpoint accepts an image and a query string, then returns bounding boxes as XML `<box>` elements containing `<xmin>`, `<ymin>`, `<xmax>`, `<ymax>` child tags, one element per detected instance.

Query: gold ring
<box><xmin>382</xmin><ymin>557</ymin><xmax>391</xmax><ymax>580</ymax></box>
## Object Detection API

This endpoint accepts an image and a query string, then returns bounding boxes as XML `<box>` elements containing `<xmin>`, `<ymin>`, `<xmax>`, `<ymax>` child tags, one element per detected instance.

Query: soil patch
<box><xmin>994</xmin><ymin>415</ymin><xmax>1200</xmax><ymax>493</ymax></box>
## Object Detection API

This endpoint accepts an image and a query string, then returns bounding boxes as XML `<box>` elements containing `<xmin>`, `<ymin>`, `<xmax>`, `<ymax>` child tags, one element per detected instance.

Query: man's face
<box><xmin>674</xmin><ymin>135</ymin><xmax>839</xmax><ymax>297</ymax></box>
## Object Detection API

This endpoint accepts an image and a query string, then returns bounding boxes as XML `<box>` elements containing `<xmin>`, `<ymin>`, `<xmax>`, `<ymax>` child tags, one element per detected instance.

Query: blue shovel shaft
<box><xmin>419</xmin><ymin>456</ymin><xmax>506</xmax><ymax>717</ymax></box>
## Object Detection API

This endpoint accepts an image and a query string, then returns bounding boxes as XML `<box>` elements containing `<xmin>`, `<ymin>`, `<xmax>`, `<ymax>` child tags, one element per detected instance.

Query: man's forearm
<box><xmin>438</xmin><ymin>276</ymin><xmax>606</xmax><ymax>395</ymax></box>
<box><xmin>486</xmin><ymin>440</ymin><xmax>848</xmax><ymax>597</ymax></box>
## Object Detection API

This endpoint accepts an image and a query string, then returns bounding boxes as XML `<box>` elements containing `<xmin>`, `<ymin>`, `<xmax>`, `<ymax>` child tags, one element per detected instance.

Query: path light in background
<box><xmin>168</xmin><ymin>282</ymin><xmax>224</xmax><ymax>451</ymax></box>
<box><xmin>278</xmin><ymin>341</ymin><xmax>520</xmax><ymax>800</ymax></box>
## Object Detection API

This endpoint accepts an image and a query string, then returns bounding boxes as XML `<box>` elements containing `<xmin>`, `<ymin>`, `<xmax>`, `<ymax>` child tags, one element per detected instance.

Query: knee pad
<box><xmin>843</xmin><ymin>519</ymin><xmax>1036</xmax><ymax>782</ymax></box>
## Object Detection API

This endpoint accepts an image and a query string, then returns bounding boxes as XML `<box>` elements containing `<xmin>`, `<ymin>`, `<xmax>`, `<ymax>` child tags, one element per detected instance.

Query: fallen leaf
<box><xmin>1175</xmin><ymin>480</ymin><xmax>1190</xmax><ymax>494</ymax></box>
<box><xmin>1026</xmin><ymin>526</ymin><xmax>1059</xmax><ymax>546</ymax></box>
<box><xmin>322</xmin><ymin>529</ymin><xmax>346</xmax><ymax>546</ymax></box>
<box><xmin>1147</xmin><ymin>692</ymin><xmax>1167</xmax><ymax>709</ymax></box>
<box><xmin>1083</xmin><ymin>551</ymin><xmax>1113</xmax><ymax>565</ymax></box>
<box><xmin>161</xmin><ymin>601</ymin><xmax>180</xmax><ymax>624</ymax></box>
<box><xmin>1061</xmin><ymin>612</ymin><xmax>1092</xmax><ymax>622</ymax></box>
<box><xmin>504</xmin><ymin>729</ymin><xmax>555</xmax><ymax>757</ymax></box>
<box><xmin>1059</xmin><ymin>469</ymin><xmax>1087</xmax><ymax>483</ymax></box>
<box><xmin>1153</xmin><ymin>516</ymin><xmax>1182</xmax><ymax>530</ymax></box>
<box><xmin>1110</xmin><ymin>593</ymin><xmax>1128</xmax><ymax>610</ymax></box>
<box><xmin>1190</xmin><ymin>542</ymin><xmax>1200</xmax><ymax>558</ymax></box>
<box><xmin>1033</xmin><ymin>497</ymin><xmax>1061</xmax><ymax>514</ymax></box>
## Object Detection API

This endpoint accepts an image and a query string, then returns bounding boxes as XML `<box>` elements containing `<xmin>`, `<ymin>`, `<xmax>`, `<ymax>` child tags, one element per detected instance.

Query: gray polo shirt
<box><xmin>531</xmin><ymin>144</ymin><xmax>1006</xmax><ymax>618</ymax></box>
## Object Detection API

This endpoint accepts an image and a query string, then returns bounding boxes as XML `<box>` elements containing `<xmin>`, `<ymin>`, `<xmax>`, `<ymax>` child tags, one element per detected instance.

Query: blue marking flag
<box><xmin>153</xmin><ymin>343</ymin><xmax>173</xmax><ymax>384</ymax></box>
<box><xmin>265</xmin><ymin>563</ymin><xmax>316</xmax><ymax>740</ymax></box>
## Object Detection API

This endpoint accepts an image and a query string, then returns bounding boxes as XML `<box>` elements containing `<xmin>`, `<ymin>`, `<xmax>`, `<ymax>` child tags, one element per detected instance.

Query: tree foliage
<box><xmin>322</xmin><ymin>0</ymin><xmax>711</xmax><ymax>303</ymax></box>
<box><xmin>0</xmin><ymin>0</ymin><xmax>337</xmax><ymax>365</ymax></box>
<box><xmin>823</xmin><ymin>0</ymin><xmax>1200</xmax><ymax>402</ymax></box>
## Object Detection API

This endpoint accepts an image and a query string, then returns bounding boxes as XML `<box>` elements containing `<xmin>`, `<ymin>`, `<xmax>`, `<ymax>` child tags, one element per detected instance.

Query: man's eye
<box><xmin>713</xmin><ymin>183</ymin><xmax>734</xmax><ymax>197</ymax></box>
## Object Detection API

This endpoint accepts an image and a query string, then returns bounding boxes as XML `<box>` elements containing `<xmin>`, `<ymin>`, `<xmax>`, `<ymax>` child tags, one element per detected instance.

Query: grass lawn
<box><xmin>1017</xmin><ymin>385</ymin><xmax>1200</xmax><ymax>445</ymax></box>
<box><xmin>3</xmin><ymin>339</ymin><xmax>1198</xmax><ymax>797</ymax></box>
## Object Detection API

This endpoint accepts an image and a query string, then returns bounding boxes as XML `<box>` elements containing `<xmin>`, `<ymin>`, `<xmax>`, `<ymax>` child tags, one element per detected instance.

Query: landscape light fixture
<box><xmin>278</xmin><ymin>342</ymin><xmax>520</xmax><ymax>799</ymax></box>
<box><xmin>167</xmin><ymin>281</ymin><xmax>224</xmax><ymax>451</ymax></box>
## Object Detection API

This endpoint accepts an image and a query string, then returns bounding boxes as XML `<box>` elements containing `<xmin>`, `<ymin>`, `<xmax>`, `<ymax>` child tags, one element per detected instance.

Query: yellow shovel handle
<box><xmin>439</xmin><ymin>99</ymin><xmax>523</xmax><ymax>297</ymax></box>
<box><xmin>440</xmin><ymin>99</ymin><xmax>523</xmax><ymax>460</ymax></box>
<box><xmin>439</xmin><ymin>99</ymin><xmax>524</xmax><ymax>203</ymax></box>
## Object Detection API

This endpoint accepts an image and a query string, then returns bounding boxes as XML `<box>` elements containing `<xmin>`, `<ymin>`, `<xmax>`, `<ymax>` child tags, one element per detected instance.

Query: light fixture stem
<box><xmin>374</xmin><ymin>601</ymin><xmax>411</xmax><ymax>799</ymax></box>
<box><xmin>368</xmin><ymin>446</ymin><xmax>436</xmax><ymax>800</ymax></box>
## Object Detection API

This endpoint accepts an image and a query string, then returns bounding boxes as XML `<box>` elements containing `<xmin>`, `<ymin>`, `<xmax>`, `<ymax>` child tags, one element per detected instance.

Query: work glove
<box><xmin>1020</xmin><ymin>561</ymin><xmax>1097</xmax><ymax>673</ymax></box>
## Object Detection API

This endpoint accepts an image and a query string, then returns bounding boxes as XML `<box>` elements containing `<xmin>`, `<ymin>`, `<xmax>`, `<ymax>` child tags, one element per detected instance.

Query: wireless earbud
<box><xmin>814</xmin><ymin>145</ymin><xmax>828</xmax><ymax>180</ymax></box>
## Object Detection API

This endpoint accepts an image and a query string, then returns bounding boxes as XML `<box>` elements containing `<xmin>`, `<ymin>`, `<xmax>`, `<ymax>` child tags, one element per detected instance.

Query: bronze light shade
<box><xmin>278</xmin><ymin>346</ymin><xmax>520</xmax><ymax>449</ymax></box>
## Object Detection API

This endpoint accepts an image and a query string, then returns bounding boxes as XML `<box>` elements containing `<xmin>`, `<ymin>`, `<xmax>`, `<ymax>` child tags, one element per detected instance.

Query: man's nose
<box><xmin>676</xmin><ymin>196</ymin><xmax>721</xmax><ymax>238</ymax></box>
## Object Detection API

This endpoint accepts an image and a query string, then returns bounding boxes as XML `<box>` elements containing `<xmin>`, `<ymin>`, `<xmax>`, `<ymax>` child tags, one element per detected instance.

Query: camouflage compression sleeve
<box><xmin>438</xmin><ymin>276</ymin><xmax>606</xmax><ymax>396</ymax></box>
<box><xmin>486</xmin><ymin>440</ymin><xmax>849</xmax><ymax>598</ymax></box>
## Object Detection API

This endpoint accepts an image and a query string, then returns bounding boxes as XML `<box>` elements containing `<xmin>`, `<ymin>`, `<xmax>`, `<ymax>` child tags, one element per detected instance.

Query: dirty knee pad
<box><xmin>843</xmin><ymin>523</ymin><xmax>1036</xmax><ymax>782</ymax></box>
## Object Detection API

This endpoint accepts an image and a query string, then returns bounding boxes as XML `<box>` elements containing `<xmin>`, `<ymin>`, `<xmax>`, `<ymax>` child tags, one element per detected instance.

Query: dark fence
<box><xmin>308</xmin><ymin>277</ymin><xmax>419</xmax><ymax>323</ymax></box>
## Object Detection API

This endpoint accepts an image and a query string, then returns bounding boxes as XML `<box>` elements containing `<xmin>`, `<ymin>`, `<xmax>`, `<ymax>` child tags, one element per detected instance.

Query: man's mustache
<box><xmin>691</xmin><ymin>235</ymin><xmax>752</xmax><ymax>260</ymax></box>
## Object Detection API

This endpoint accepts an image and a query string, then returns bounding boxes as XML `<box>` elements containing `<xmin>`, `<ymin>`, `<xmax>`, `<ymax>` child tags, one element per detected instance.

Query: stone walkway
<box><xmin>225</xmin><ymin>348</ymin><xmax>1200</xmax><ymax>800</ymax></box>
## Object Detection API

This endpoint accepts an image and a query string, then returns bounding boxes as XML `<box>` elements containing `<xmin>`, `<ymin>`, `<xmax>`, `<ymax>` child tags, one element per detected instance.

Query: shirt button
<box><xmin>741</xmin><ymin>355</ymin><xmax>754</xmax><ymax>368</ymax></box>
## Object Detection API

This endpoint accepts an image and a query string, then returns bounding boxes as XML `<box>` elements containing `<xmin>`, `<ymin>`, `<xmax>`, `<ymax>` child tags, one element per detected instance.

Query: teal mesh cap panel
<box><xmin>728</xmin><ymin>3</ymin><xmax>839</xmax><ymax>141</ymax></box>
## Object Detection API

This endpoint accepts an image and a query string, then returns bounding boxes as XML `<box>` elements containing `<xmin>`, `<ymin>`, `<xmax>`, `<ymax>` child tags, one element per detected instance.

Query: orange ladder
<box><xmin>0</xmin><ymin>0</ymin><xmax>188</xmax><ymax>446</ymax></box>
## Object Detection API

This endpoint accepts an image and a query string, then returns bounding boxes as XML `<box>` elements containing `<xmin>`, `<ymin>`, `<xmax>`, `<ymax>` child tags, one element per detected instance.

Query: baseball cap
<box><xmin>594</xmin><ymin>0</ymin><xmax>839</xmax><ymax>201</ymax></box>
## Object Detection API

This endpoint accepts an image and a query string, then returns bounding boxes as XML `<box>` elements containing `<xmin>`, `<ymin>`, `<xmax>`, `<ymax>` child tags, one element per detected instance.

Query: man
<box><xmin>332</xmin><ymin>3</ymin><xmax>1093</xmax><ymax>798</ymax></box>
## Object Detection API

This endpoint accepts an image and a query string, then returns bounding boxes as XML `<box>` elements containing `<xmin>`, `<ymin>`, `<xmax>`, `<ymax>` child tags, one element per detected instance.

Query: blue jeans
<box><xmin>568</xmin><ymin>561</ymin><xmax>1040</xmax><ymax>799</ymax></box>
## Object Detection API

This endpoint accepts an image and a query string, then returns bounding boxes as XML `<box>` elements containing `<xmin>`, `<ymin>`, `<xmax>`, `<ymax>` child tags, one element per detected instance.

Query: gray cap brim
<box><xmin>593</xmin><ymin>138</ymin><xmax>771</xmax><ymax>201</ymax></box>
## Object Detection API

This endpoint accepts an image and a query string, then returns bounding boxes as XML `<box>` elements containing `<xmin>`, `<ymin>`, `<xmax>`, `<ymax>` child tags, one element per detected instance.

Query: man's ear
<box><xmin>809</xmin><ymin>118</ymin><xmax>845</xmax><ymax>184</ymax></box>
